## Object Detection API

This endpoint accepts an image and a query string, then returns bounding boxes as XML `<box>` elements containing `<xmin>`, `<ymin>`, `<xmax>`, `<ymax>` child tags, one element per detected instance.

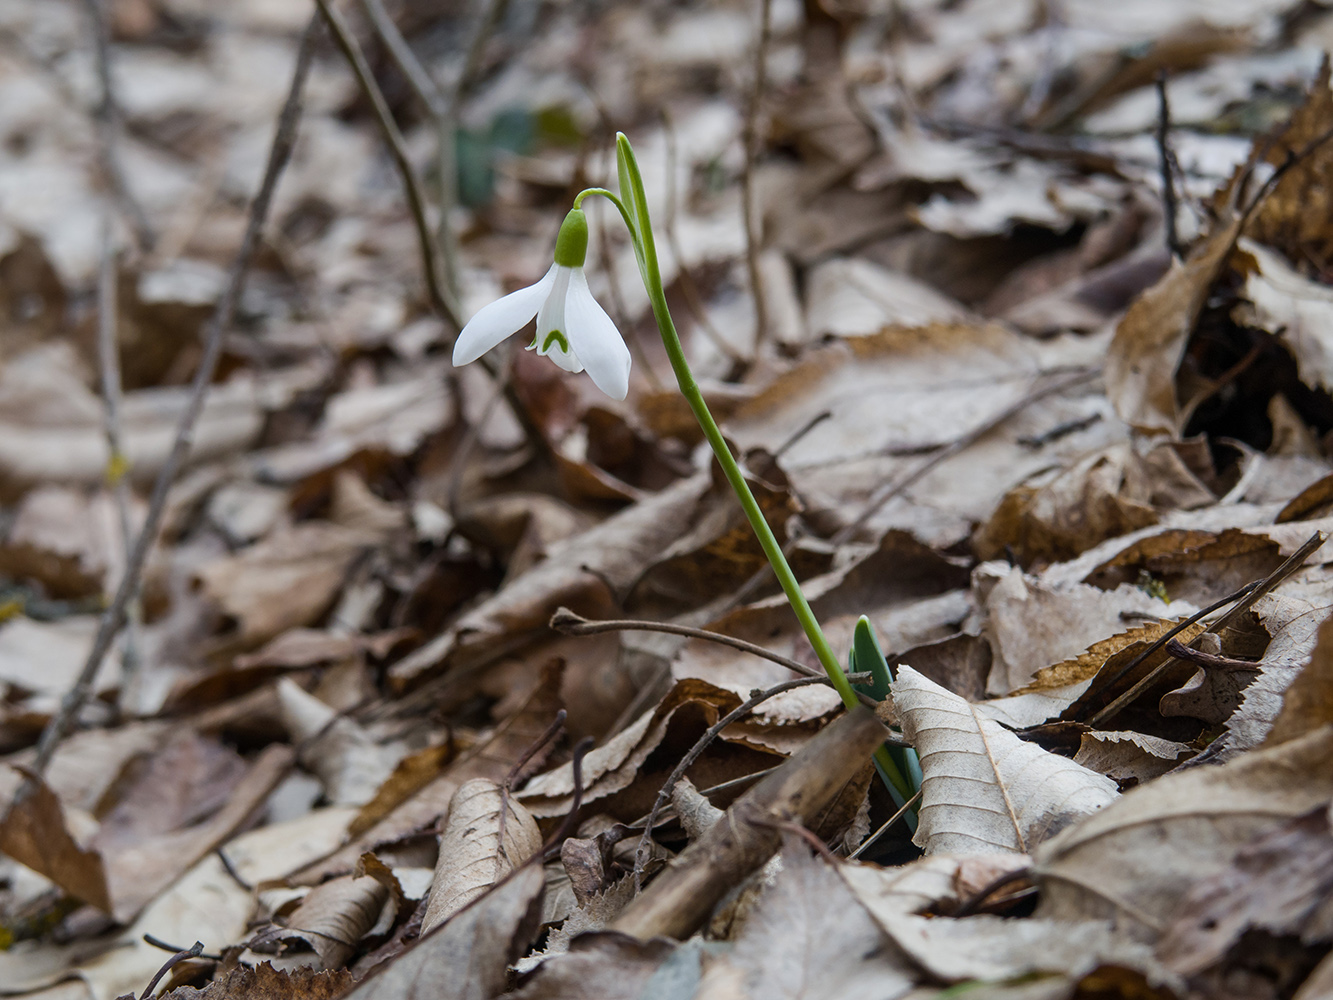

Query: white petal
<box><xmin>452</xmin><ymin>264</ymin><xmax>558</xmax><ymax>366</ymax></box>
<box><xmin>564</xmin><ymin>269</ymin><xmax>631</xmax><ymax>400</ymax></box>
<box><xmin>534</xmin><ymin>266</ymin><xmax>577</xmax><ymax>371</ymax></box>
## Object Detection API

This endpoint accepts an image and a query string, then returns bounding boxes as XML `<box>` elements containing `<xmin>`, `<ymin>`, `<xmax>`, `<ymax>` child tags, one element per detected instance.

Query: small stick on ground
<box><xmin>847</xmin><ymin>789</ymin><xmax>923</xmax><ymax>860</ymax></box>
<box><xmin>23</xmin><ymin>14</ymin><xmax>322</xmax><ymax>785</ymax></box>
<box><xmin>136</xmin><ymin>940</ymin><xmax>204</xmax><ymax>1000</ymax></box>
<box><xmin>79</xmin><ymin>0</ymin><xmax>154</xmax><ymax>250</ymax></box>
<box><xmin>551</xmin><ymin>607</ymin><xmax>821</xmax><ymax>679</ymax></box>
<box><xmin>1088</xmin><ymin>531</ymin><xmax>1325</xmax><ymax>728</ymax></box>
<box><xmin>610</xmin><ymin>707</ymin><xmax>889</xmax><ymax>940</ymax></box>
<box><xmin>740</xmin><ymin>0</ymin><xmax>774</xmax><ymax>348</ymax></box>
<box><xmin>1156</xmin><ymin>70</ymin><xmax>1182</xmax><ymax>259</ymax></box>
<box><xmin>94</xmin><ymin>215</ymin><xmax>144</xmax><ymax>717</ymax></box>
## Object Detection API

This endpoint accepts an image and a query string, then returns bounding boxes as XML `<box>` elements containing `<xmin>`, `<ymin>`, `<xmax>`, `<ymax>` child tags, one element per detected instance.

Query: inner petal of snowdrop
<box><xmin>532</xmin><ymin>265</ymin><xmax>582</xmax><ymax>372</ymax></box>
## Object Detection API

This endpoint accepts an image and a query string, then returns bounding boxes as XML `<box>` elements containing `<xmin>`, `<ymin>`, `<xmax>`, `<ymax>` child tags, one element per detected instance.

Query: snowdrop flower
<box><xmin>452</xmin><ymin>208</ymin><xmax>632</xmax><ymax>400</ymax></box>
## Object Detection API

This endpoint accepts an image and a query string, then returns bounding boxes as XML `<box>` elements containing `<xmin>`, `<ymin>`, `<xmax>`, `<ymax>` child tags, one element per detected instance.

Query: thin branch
<box><xmin>324</xmin><ymin>0</ymin><xmax>548</xmax><ymax>459</ymax></box>
<box><xmin>137</xmin><ymin>941</ymin><xmax>204</xmax><ymax>1000</ymax></box>
<box><xmin>847</xmin><ymin>789</ymin><xmax>923</xmax><ymax>860</ymax></box>
<box><xmin>23</xmin><ymin>15</ymin><xmax>322</xmax><ymax>784</ymax></box>
<box><xmin>315</xmin><ymin>0</ymin><xmax>458</xmax><ymax>327</ymax></box>
<box><xmin>1155</xmin><ymin>70</ymin><xmax>1181</xmax><ymax>259</ymax></box>
<box><xmin>1163</xmin><ymin>637</ymin><xmax>1262</xmax><ymax>673</ymax></box>
<box><xmin>94</xmin><ymin>216</ymin><xmax>143</xmax><ymax>717</ymax></box>
<box><xmin>740</xmin><ymin>0</ymin><xmax>774</xmax><ymax>347</ymax></box>
<box><xmin>550</xmin><ymin>607</ymin><xmax>820</xmax><ymax>679</ymax></box>
<box><xmin>1087</xmin><ymin>531</ymin><xmax>1325</xmax><ymax>728</ymax></box>
<box><xmin>79</xmin><ymin>0</ymin><xmax>154</xmax><ymax>250</ymax></box>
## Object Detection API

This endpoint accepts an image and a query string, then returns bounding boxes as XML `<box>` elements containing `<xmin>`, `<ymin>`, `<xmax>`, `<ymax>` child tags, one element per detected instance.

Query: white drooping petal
<box><xmin>564</xmin><ymin>269</ymin><xmax>631</xmax><ymax>400</ymax></box>
<box><xmin>452</xmin><ymin>264</ymin><xmax>558</xmax><ymax>366</ymax></box>
<box><xmin>533</xmin><ymin>266</ymin><xmax>581</xmax><ymax>372</ymax></box>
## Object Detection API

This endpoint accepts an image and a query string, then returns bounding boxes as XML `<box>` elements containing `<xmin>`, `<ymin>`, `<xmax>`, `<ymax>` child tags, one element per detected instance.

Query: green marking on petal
<box><xmin>542</xmin><ymin>329</ymin><xmax>569</xmax><ymax>353</ymax></box>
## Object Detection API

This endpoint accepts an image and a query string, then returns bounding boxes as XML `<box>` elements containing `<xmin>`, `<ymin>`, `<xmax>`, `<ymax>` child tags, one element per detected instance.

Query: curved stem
<box><xmin>592</xmin><ymin>138</ymin><xmax>913</xmax><ymax>804</ymax></box>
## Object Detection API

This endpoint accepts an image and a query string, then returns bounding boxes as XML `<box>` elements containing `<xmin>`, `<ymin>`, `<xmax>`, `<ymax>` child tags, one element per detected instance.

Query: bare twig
<box><xmin>315</xmin><ymin>0</ymin><xmax>457</xmax><ymax>326</ymax></box>
<box><xmin>325</xmin><ymin>0</ymin><xmax>547</xmax><ymax>459</ymax></box>
<box><xmin>1087</xmin><ymin>531</ymin><xmax>1325</xmax><ymax>728</ymax></box>
<box><xmin>23</xmin><ymin>15</ymin><xmax>322</xmax><ymax>784</ymax></box>
<box><xmin>746</xmin><ymin>816</ymin><xmax>841</xmax><ymax>865</ymax></box>
<box><xmin>79</xmin><ymin>0</ymin><xmax>154</xmax><ymax>250</ymax></box>
<box><xmin>550</xmin><ymin>607</ymin><xmax>820</xmax><ymax>679</ymax></box>
<box><xmin>953</xmin><ymin>867</ymin><xmax>1035</xmax><ymax>918</ymax></box>
<box><xmin>740</xmin><ymin>0</ymin><xmax>774</xmax><ymax>347</ymax></box>
<box><xmin>1155</xmin><ymin>71</ymin><xmax>1181</xmax><ymax>259</ymax></box>
<box><xmin>142</xmin><ymin>935</ymin><xmax>222</xmax><ymax>962</ymax></box>
<box><xmin>94</xmin><ymin>217</ymin><xmax>144</xmax><ymax>716</ymax></box>
<box><xmin>847</xmin><ymin>789</ymin><xmax>923</xmax><ymax>860</ymax></box>
<box><xmin>137</xmin><ymin>941</ymin><xmax>204</xmax><ymax>1000</ymax></box>
<box><xmin>1163</xmin><ymin>637</ymin><xmax>1263</xmax><ymax>673</ymax></box>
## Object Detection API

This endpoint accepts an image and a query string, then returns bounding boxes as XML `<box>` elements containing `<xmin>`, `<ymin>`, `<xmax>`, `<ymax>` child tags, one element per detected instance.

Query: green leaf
<box><xmin>851</xmin><ymin>616</ymin><xmax>893</xmax><ymax>701</ymax></box>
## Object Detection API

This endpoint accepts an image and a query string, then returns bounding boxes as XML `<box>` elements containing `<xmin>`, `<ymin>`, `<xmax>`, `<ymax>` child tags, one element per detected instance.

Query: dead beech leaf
<box><xmin>1218</xmin><ymin>592</ymin><xmax>1331</xmax><ymax>759</ymax></box>
<box><xmin>1265</xmin><ymin>605</ymin><xmax>1333</xmax><ymax>748</ymax></box>
<box><xmin>277</xmin><ymin>679</ymin><xmax>408</xmax><ymax>807</ymax></box>
<box><xmin>977</xmin><ymin>561</ymin><xmax>1197</xmax><ymax>695</ymax></box>
<box><xmin>509</xmin><ymin>932</ymin><xmax>678</xmax><ymax>1000</ymax></box>
<box><xmin>838</xmin><ymin>852</ymin><xmax>1032</xmax><ymax>922</ymax></box>
<box><xmin>1104</xmin><ymin>213</ymin><xmax>1242</xmax><ymax>434</ymax></box>
<box><xmin>195</xmin><ymin>522</ymin><xmax>379</xmax><ymax>647</ymax></box>
<box><xmin>295</xmin><ymin>661</ymin><xmax>563</xmax><ymax>884</ymax></box>
<box><xmin>159</xmin><ymin>962</ymin><xmax>354</xmax><ymax>1000</ymax></box>
<box><xmin>255</xmin><ymin>870</ymin><xmax>390</xmax><ymax>969</ymax></box>
<box><xmin>695</xmin><ymin>839</ymin><xmax>914</xmax><ymax>1000</ymax></box>
<box><xmin>1074</xmin><ymin>732</ymin><xmax>1194</xmax><ymax>784</ymax></box>
<box><xmin>341</xmin><ymin>862</ymin><xmax>543</xmax><ymax>1000</ymax></box>
<box><xmin>0</xmin><ymin>767</ymin><xmax>111</xmax><ymax>912</ymax></box>
<box><xmin>1156</xmin><ymin>804</ymin><xmax>1333</xmax><ymax>976</ymax></box>
<box><xmin>420</xmin><ymin>778</ymin><xmax>542</xmax><ymax>934</ymax></box>
<box><xmin>518</xmin><ymin>678</ymin><xmax>740</xmax><ymax>820</ymax></box>
<box><xmin>892</xmin><ymin>665</ymin><xmax>1119</xmax><ymax>855</ymax></box>
<box><xmin>388</xmin><ymin>471</ymin><xmax>711</xmax><ymax>688</ymax></box>
<box><xmin>1033</xmin><ymin>724</ymin><xmax>1333</xmax><ymax>939</ymax></box>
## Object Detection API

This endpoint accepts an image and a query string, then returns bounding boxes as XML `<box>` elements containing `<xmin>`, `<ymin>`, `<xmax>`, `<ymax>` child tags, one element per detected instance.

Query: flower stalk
<box><xmin>591</xmin><ymin>134</ymin><xmax>916</xmax><ymax>814</ymax></box>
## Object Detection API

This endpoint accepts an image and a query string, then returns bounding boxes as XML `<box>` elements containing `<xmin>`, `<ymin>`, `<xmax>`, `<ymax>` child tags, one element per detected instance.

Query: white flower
<box><xmin>452</xmin><ymin>209</ymin><xmax>631</xmax><ymax>400</ymax></box>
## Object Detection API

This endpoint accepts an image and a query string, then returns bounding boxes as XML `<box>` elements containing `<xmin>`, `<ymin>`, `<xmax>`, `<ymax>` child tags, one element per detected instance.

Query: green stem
<box><xmin>580</xmin><ymin>142</ymin><xmax>913</xmax><ymax>805</ymax></box>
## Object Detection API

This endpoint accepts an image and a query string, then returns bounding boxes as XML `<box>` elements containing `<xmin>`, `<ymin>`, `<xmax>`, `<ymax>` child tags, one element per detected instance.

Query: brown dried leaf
<box><xmin>0</xmin><ymin>767</ymin><xmax>111</xmax><ymax>912</ymax></box>
<box><xmin>1267</xmin><ymin>609</ymin><xmax>1333</xmax><ymax>747</ymax></box>
<box><xmin>340</xmin><ymin>863</ymin><xmax>544</xmax><ymax>1000</ymax></box>
<box><xmin>1104</xmin><ymin>213</ymin><xmax>1242</xmax><ymax>434</ymax></box>
<box><xmin>509</xmin><ymin>932</ymin><xmax>678</xmax><ymax>1000</ymax></box>
<box><xmin>195</xmin><ymin>522</ymin><xmax>378</xmax><ymax>647</ymax></box>
<box><xmin>694</xmin><ymin>840</ymin><xmax>914</xmax><ymax>1000</ymax></box>
<box><xmin>420</xmin><ymin>778</ymin><xmax>542</xmax><ymax>934</ymax></box>
<box><xmin>255</xmin><ymin>870</ymin><xmax>390</xmax><ymax>968</ymax></box>
<box><xmin>893</xmin><ymin>665</ymin><xmax>1119</xmax><ymax>855</ymax></box>
<box><xmin>1034</xmin><ymin>724</ymin><xmax>1333</xmax><ymax>939</ymax></box>
<box><xmin>1156</xmin><ymin>804</ymin><xmax>1333</xmax><ymax>976</ymax></box>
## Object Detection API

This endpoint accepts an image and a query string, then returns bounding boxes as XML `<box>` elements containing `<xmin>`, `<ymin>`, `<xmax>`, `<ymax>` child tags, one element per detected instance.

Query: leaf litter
<box><xmin>4</xmin><ymin>2</ymin><xmax>1333</xmax><ymax>1000</ymax></box>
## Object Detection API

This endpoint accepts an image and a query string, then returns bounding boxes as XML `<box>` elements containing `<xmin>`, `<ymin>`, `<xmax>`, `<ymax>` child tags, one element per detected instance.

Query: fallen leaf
<box><xmin>892</xmin><ymin>665</ymin><xmax>1119</xmax><ymax>854</ymax></box>
<box><xmin>1033</xmin><ymin>724</ymin><xmax>1333</xmax><ymax>939</ymax></box>
<box><xmin>694</xmin><ymin>840</ymin><xmax>914</xmax><ymax>1000</ymax></box>
<box><xmin>159</xmin><ymin>963</ymin><xmax>354</xmax><ymax>1000</ymax></box>
<box><xmin>339</xmin><ymin>863</ymin><xmax>543</xmax><ymax>1000</ymax></box>
<box><xmin>420</xmin><ymin>778</ymin><xmax>542</xmax><ymax>934</ymax></box>
<box><xmin>1156</xmin><ymin>803</ymin><xmax>1333</xmax><ymax>976</ymax></box>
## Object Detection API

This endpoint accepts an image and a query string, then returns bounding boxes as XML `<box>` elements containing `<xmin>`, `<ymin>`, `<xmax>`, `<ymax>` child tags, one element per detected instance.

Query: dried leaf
<box><xmin>159</xmin><ymin>962</ymin><xmax>354</xmax><ymax>1000</ymax></box>
<box><xmin>420</xmin><ymin>778</ymin><xmax>542</xmax><ymax>934</ymax></box>
<box><xmin>340</xmin><ymin>863</ymin><xmax>544</xmax><ymax>1000</ymax></box>
<box><xmin>255</xmin><ymin>870</ymin><xmax>389</xmax><ymax>968</ymax></box>
<box><xmin>892</xmin><ymin>665</ymin><xmax>1119</xmax><ymax>854</ymax></box>
<box><xmin>1034</xmin><ymin>724</ymin><xmax>1333</xmax><ymax>939</ymax></box>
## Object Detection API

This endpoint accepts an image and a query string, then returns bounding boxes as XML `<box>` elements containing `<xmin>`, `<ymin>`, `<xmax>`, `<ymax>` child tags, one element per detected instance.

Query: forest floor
<box><xmin>2</xmin><ymin>1</ymin><xmax>1333</xmax><ymax>998</ymax></box>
